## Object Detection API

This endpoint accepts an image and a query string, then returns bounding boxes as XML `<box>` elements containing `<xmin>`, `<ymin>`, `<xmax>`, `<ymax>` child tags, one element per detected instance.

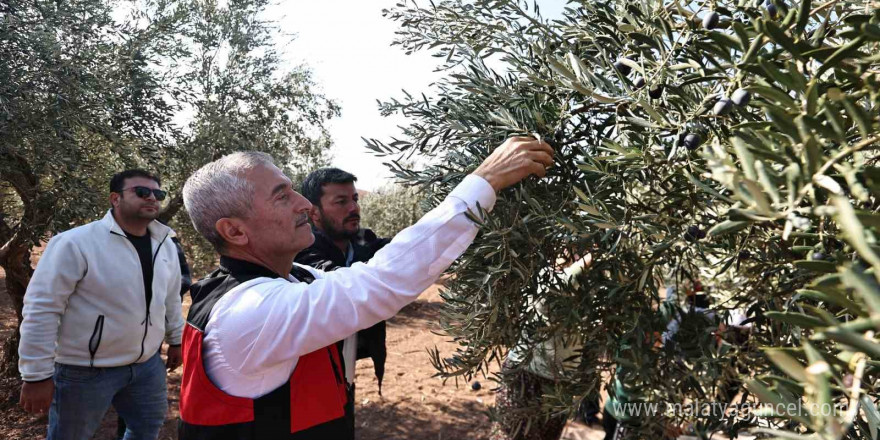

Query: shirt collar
<box><xmin>218</xmin><ymin>256</ymin><xmax>283</xmax><ymax>279</ymax></box>
<box><xmin>102</xmin><ymin>209</ymin><xmax>171</xmax><ymax>239</ymax></box>
<box><xmin>311</xmin><ymin>226</ymin><xmax>352</xmax><ymax>262</ymax></box>
<box><xmin>344</xmin><ymin>243</ymin><xmax>355</xmax><ymax>267</ymax></box>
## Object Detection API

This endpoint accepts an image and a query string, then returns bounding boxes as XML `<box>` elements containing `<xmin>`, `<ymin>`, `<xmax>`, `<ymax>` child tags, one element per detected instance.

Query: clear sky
<box><xmin>272</xmin><ymin>1</ymin><xmax>567</xmax><ymax>190</ymax></box>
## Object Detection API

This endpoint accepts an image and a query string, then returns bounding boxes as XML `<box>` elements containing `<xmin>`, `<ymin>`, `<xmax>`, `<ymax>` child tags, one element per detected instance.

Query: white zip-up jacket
<box><xmin>19</xmin><ymin>210</ymin><xmax>185</xmax><ymax>382</ymax></box>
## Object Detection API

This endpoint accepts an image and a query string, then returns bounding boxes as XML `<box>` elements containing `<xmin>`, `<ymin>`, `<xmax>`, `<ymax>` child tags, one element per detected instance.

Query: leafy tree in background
<box><xmin>372</xmin><ymin>0</ymin><xmax>880</xmax><ymax>438</ymax></box>
<box><xmin>359</xmin><ymin>183</ymin><xmax>424</xmax><ymax>238</ymax></box>
<box><xmin>0</xmin><ymin>0</ymin><xmax>337</xmax><ymax>375</ymax></box>
<box><xmin>0</xmin><ymin>0</ymin><xmax>185</xmax><ymax>376</ymax></box>
<box><xmin>155</xmin><ymin>0</ymin><xmax>339</xmax><ymax>274</ymax></box>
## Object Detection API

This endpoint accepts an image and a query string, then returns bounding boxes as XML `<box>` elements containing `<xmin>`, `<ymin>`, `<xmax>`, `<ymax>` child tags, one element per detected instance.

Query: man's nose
<box><xmin>293</xmin><ymin>192</ymin><xmax>312</xmax><ymax>212</ymax></box>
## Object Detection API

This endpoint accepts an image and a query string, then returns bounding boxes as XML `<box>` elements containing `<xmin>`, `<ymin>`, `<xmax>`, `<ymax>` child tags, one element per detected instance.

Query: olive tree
<box><xmin>0</xmin><ymin>0</ymin><xmax>338</xmax><ymax>376</ymax></box>
<box><xmin>370</xmin><ymin>0</ymin><xmax>879</xmax><ymax>438</ymax></box>
<box><xmin>0</xmin><ymin>0</ymin><xmax>187</xmax><ymax>375</ymax></box>
<box><xmin>359</xmin><ymin>184</ymin><xmax>424</xmax><ymax>237</ymax></box>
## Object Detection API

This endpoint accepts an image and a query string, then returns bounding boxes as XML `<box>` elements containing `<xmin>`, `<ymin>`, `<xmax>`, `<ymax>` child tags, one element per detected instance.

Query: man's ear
<box><xmin>308</xmin><ymin>205</ymin><xmax>322</xmax><ymax>225</ymax></box>
<box><xmin>215</xmin><ymin>218</ymin><xmax>249</xmax><ymax>247</ymax></box>
<box><xmin>109</xmin><ymin>192</ymin><xmax>120</xmax><ymax>208</ymax></box>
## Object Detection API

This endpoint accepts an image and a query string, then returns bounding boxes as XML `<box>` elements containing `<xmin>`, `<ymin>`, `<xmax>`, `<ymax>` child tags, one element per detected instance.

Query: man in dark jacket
<box><xmin>295</xmin><ymin>168</ymin><xmax>390</xmax><ymax>431</ymax></box>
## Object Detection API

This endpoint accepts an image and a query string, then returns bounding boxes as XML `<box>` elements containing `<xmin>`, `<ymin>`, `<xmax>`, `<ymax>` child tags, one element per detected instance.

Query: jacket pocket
<box><xmin>88</xmin><ymin>315</ymin><xmax>104</xmax><ymax>367</ymax></box>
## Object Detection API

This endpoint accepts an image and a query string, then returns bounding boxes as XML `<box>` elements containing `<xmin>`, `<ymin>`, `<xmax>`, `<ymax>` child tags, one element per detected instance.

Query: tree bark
<box><xmin>0</xmin><ymin>152</ymin><xmax>46</xmax><ymax>377</ymax></box>
<box><xmin>0</xmin><ymin>241</ymin><xmax>32</xmax><ymax>378</ymax></box>
<box><xmin>158</xmin><ymin>193</ymin><xmax>184</xmax><ymax>224</ymax></box>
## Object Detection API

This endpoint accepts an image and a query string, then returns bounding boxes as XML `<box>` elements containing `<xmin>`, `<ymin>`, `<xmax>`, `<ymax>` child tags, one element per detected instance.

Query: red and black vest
<box><xmin>178</xmin><ymin>257</ymin><xmax>353</xmax><ymax>440</ymax></box>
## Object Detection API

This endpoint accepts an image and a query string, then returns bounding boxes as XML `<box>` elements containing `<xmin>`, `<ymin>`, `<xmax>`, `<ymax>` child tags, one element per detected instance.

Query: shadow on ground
<box><xmin>356</xmin><ymin>397</ymin><xmax>491</xmax><ymax>440</ymax></box>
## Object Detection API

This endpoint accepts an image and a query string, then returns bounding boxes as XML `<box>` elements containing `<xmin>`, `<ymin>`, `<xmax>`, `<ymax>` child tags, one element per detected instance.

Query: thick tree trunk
<box><xmin>0</xmin><ymin>242</ymin><xmax>32</xmax><ymax>378</ymax></box>
<box><xmin>158</xmin><ymin>193</ymin><xmax>184</xmax><ymax>224</ymax></box>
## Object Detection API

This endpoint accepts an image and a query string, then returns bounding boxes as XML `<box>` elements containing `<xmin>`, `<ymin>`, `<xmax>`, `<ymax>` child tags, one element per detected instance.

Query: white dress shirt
<box><xmin>341</xmin><ymin>243</ymin><xmax>357</xmax><ymax>384</ymax></box>
<box><xmin>202</xmin><ymin>175</ymin><xmax>496</xmax><ymax>398</ymax></box>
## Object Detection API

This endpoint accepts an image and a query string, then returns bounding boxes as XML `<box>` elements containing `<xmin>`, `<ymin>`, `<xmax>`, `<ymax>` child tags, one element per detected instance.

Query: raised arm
<box><xmin>212</xmin><ymin>137</ymin><xmax>554</xmax><ymax>375</ymax></box>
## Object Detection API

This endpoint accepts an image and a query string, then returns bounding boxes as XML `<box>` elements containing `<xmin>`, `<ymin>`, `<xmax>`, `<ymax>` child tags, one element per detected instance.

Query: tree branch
<box><xmin>816</xmin><ymin>133</ymin><xmax>880</xmax><ymax>177</ymax></box>
<box><xmin>0</xmin><ymin>213</ymin><xmax>12</xmax><ymax>246</ymax></box>
<box><xmin>158</xmin><ymin>193</ymin><xmax>184</xmax><ymax>224</ymax></box>
<box><xmin>0</xmin><ymin>229</ymin><xmax>22</xmax><ymax>266</ymax></box>
<box><xmin>0</xmin><ymin>147</ymin><xmax>39</xmax><ymax>214</ymax></box>
<box><xmin>0</xmin><ymin>148</ymin><xmax>52</xmax><ymax>258</ymax></box>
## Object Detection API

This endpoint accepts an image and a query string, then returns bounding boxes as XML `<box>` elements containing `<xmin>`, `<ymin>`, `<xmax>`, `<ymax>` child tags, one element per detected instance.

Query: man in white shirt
<box><xmin>178</xmin><ymin>137</ymin><xmax>553</xmax><ymax>440</ymax></box>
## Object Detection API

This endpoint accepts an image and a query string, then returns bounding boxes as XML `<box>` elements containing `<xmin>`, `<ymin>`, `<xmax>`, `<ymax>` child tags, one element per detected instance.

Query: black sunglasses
<box><xmin>121</xmin><ymin>186</ymin><xmax>167</xmax><ymax>201</ymax></box>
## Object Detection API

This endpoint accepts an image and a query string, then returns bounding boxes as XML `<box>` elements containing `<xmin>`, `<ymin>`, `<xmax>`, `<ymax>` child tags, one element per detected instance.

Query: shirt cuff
<box><xmin>23</xmin><ymin>376</ymin><xmax>53</xmax><ymax>383</ymax></box>
<box><xmin>448</xmin><ymin>174</ymin><xmax>497</xmax><ymax>214</ymax></box>
<box><xmin>166</xmin><ymin>334</ymin><xmax>183</xmax><ymax>346</ymax></box>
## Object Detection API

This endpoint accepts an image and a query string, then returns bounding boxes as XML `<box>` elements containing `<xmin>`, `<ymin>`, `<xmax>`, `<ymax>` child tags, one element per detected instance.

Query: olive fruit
<box><xmin>471</xmin><ymin>381</ymin><xmax>482</xmax><ymax>391</ymax></box>
<box><xmin>731</xmin><ymin>88</ymin><xmax>751</xmax><ymax>107</ymax></box>
<box><xmin>684</xmin><ymin>225</ymin><xmax>705</xmax><ymax>242</ymax></box>
<box><xmin>811</xmin><ymin>252</ymin><xmax>826</xmax><ymax>261</ymax></box>
<box><xmin>649</xmin><ymin>85</ymin><xmax>664</xmax><ymax>100</ymax></box>
<box><xmin>765</xmin><ymin>2</ymin><xmax>778</xmax><ymax>18</ymax></box>
<box><xmin>738</xmin><ymin>250</ymin><xmax>752</xmax><ymax>260</ymax></box>
<box><xmin>613</xmin><ymin>58</ymin><xmax>633</xmax><ymax>76</ymax></box>
<box><xmin>682</xmin><ymin>133</ymin><xmax>702</xmax><ymax>150</ymax></box>
<box><xmin>703</xmin><ymin>11</ymin><xmax>719</xmax><ymax>29</ymax></box>
<box><xmin>713</xmin><ymin>97</ymin><xmax>733</xmax><ymax>115</ymax></box>
<box><xmin>634</xmin><ymin>76</ymin><xmax>646</xmax><ymax>89</ymax></box>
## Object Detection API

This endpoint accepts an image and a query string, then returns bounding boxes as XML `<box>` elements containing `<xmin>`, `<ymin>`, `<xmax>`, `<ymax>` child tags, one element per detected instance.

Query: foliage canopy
<box><xmin>0</xmin><ymin>0</ymin><xmax>338</xmax><ymax>371</ymax></box>
<box><xmin>374</xmin><ymin>0</ymin><xmax>880</xmax><ymax>438</ymax></box>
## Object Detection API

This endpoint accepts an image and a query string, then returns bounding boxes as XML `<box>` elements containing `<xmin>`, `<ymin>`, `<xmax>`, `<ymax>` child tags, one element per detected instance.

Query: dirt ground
<box><xmin>0</xmin><ymin>269</ymin><xmax>601</xmax><ymax>440</ymax></box>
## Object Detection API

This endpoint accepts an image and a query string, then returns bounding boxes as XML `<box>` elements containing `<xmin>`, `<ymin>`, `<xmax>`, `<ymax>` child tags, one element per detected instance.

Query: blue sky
<box><xmin>272</xmin><ymin>0</ymin><xmax>567</xmax><ymax>190</ymax></box>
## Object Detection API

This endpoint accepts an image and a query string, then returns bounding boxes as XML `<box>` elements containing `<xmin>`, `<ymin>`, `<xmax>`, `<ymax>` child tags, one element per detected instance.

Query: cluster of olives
<box><xmin>701</xmin><ymin>1</ymin><xmax>781</xmax><ymax>30</ymax></box>
<box><xmin>713</xmin><ymin>89</ymin><xmax>751</xmax><ymax>115</ymax></box>
<box><xmin>684</xmin><ymin>225</ymin><xmax>707</xmax><ymax>242</ymax></box>
<box><xmin>610</xmin><ymin>3</ymin><xmax>764</xmax><ymax>153</ymax></box>
<box><xmin>614</xmin><ymin>60</ymin><xmax>665</xmax><ymax>100</ymax></box>
<box><xmin>671</xmin><ymin>2</ymin><xmax>781</xmax><ymax>246</ymax></box>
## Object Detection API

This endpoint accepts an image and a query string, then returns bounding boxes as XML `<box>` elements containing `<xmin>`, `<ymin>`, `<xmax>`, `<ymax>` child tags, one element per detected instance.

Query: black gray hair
<box><xmin>300</xmin><ymin>167</ymin><xmax>357</xmax><ymax>207</ymax></box>
<box><xmin>182</xmin><ymin>152</ymin><xmax>276</xmax><ymax>251</ymax></box>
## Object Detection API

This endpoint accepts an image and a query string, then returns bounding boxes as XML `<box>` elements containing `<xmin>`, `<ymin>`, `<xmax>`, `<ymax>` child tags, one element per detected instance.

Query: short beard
<box><xmin>117</xmin><ymin>195</ymin><xmax>159</xmax><ymax>222</ymax></box>
<box><xmin>319</xmin><ymin>216</ymin><xmax>358</xmax><ymax>242</ymax></box>
<box><xmin>135</xmin><ymin>209</ymin><xmax>160</xmax><ymax>221</ymax></box>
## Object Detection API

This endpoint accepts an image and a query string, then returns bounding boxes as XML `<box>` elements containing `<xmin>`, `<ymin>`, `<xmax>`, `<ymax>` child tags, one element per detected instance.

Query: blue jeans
<box><xmin>48</xmin><ymin>350</ymin><xmax>168</xmax><ymax>440</ymax></box>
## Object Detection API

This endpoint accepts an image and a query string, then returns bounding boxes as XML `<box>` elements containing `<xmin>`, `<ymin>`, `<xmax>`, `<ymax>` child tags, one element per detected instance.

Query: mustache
<box><xmin>345</xmin><ymin>214</ymin><xmax>360</xmax><ymax>222</ymax></box>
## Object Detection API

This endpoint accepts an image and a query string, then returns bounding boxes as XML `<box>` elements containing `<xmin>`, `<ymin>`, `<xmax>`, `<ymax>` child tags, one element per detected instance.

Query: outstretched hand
<box><xmin>473</xmin><ymin>136</ymin><xmax>554</xmax><ymax>192</ymax></box>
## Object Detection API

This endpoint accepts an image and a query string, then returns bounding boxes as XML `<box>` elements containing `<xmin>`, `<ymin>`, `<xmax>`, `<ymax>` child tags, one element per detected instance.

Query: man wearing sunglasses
<box><xmin>18</xmin><ymin>169</ymin><xmax>185</xmax><ymax>440</ymax></box>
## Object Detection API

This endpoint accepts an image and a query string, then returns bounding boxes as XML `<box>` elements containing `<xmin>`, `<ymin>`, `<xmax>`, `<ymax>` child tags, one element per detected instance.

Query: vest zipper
<box><xmin>327</xmin><ymin>347</ymin><xmax>344</xmax><ymax>386</ymax></box>
<box><xmin>88</xmin><ymin>315</ymin><xmax>105</xmax><ymax>367</ymax></box>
